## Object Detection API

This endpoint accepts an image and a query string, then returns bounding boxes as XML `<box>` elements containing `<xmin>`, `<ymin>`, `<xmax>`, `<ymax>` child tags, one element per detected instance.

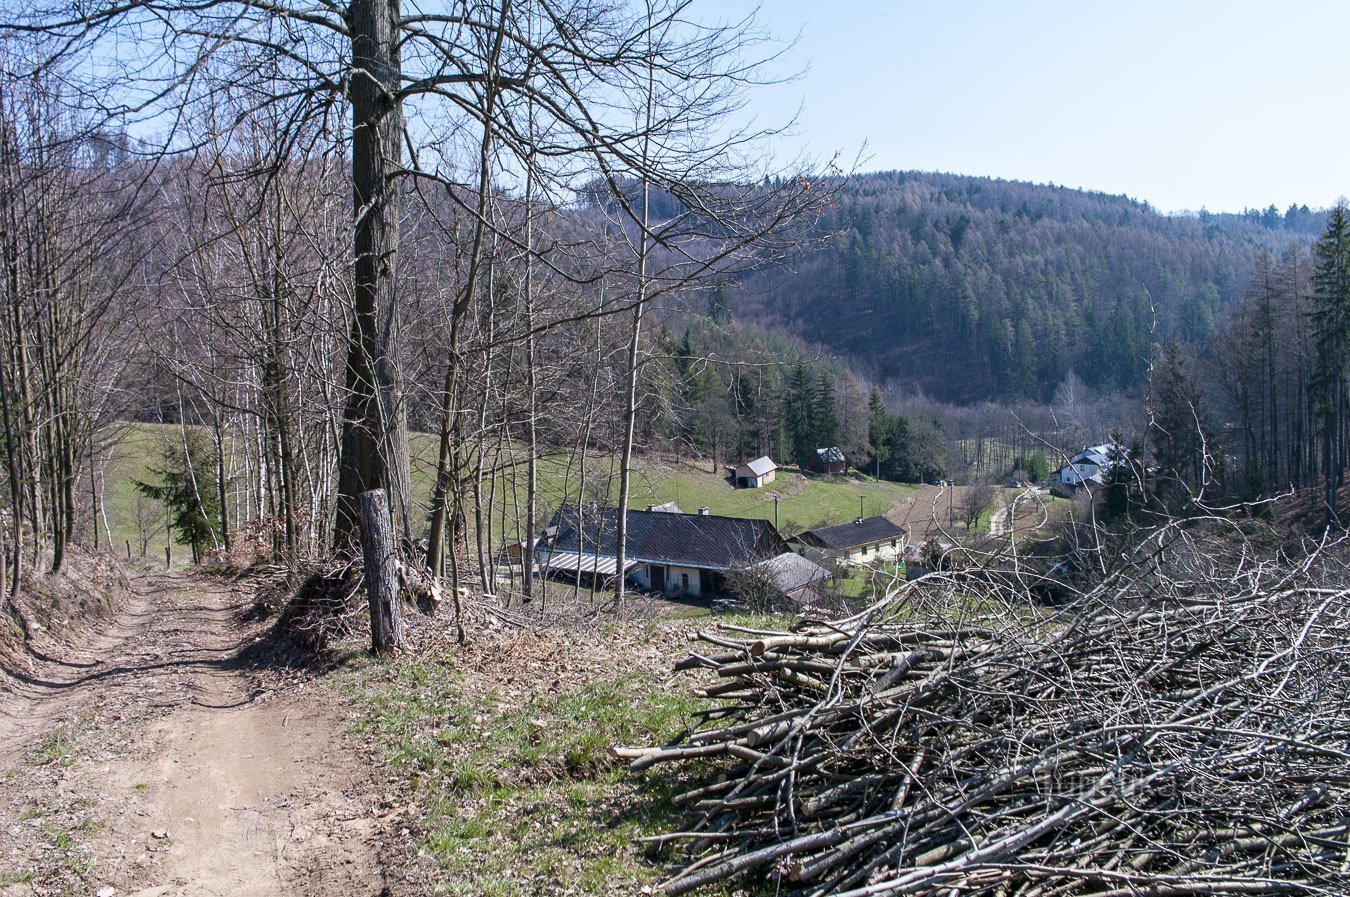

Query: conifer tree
<box><xmin>1311</xmin><ymin>204</ymin><xmax>1350</xmax><ymax>523</ymax></box>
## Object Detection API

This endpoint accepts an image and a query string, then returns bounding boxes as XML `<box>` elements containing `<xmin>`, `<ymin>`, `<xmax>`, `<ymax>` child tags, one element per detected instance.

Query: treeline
<box><xmin>653</xmin><ymin>314</ymin><xmax>949</xmax><ymax>483</ymax></box>
<box><xmin>734</xmin><ymin>171</ymin><xmax>1310</xmax><ymax>402</ymax></box>
<box><xmin>1159</xmin><ymin>207</ymin><xmax>1350</xmax><ymax>520</ymax></box>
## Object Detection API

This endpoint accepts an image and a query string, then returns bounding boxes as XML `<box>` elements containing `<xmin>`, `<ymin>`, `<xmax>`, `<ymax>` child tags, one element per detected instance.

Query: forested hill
<box><xmin>733</xmin><ymin>171</ymin><xmax>1319</xmax><ymax>402</ymax></box>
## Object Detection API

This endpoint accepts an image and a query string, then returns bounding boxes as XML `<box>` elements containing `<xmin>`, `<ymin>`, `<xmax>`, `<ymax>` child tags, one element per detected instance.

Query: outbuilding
<box><xmin>731</xmin><ymin>456</ymin><xmax>778</xmax><ymax>489</ymax></box>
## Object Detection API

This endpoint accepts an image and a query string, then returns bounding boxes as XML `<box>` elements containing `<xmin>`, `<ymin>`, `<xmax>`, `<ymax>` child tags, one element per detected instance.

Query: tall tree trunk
<box><xmin>359</xmin><ymin>487</ymin><xmax>404</xmax><ymax>653</ymax></box>
<box><xmin>334</xmin><ymin>0</ymin><xmax>410</xmax><ymax>551</ymax></box>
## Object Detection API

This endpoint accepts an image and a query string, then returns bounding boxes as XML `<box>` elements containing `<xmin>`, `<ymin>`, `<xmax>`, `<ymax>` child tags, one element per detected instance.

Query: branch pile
<box><xmin>620</xmin><ymin>529</ymin><xmax>1350</xmax><ymax>895</ymax></box>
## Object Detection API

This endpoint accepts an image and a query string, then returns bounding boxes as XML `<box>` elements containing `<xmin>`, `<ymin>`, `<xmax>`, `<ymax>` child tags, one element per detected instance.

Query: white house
<box><xmin>1057</xmin><ymin>443</ymin><xmax>1128</xmax><ymax>488</ymax></box>
<box><xmin>789</xmin><ymin>515</ymin><xmax>908</xmax><ymax>565</ymax></box>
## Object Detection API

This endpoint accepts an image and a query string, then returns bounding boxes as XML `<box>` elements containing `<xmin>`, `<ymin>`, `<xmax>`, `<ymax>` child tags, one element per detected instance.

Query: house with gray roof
<box><xmin>812</xmin><ymin>446</ymin><xmax>847</xmax><ymax>474</ymax></box>
<box><xmin>1057</xmin><ymin>443</ymin><xmax>1128</xmax><ymax>488</ymax></box>
<box><xmin>540</xmin><ymin>506</ymin><xmax>789</xmax><ymax>597</ymax></box>
<box><xmin>789</xmin><ymin>515</ymin><xmax>907</xmax><ymax>564</ymax></box>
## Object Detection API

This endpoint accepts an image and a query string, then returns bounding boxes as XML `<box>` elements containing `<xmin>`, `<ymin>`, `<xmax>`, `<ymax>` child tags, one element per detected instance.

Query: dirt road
<box><xmin>0</xmin><ymin>570</ymin><xmax>389</xmax><ymax>897</ymax></box>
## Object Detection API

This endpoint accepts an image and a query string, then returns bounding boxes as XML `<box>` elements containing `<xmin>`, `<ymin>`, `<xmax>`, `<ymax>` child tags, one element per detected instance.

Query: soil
<box><xmin>886</xmin><ymin>483</ymin><xmax>970</xmax><ymax>543</ymax></box>
<box><xmin>0</xmin><ymin>569</ymin><xmax>393</xmax><ymax>897</ymax></box>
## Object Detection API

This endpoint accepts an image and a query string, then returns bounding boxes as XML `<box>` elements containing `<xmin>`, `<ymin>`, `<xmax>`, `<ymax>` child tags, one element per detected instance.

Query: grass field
<box><xmin>100</xmin><ymin>425</ymin><xmax>921</xmax><ymax>561</ymax></box>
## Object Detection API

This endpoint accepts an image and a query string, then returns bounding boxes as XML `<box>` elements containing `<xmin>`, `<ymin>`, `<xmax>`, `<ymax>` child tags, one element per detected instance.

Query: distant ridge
<box><xmin>733</xmin><ymin>170</ymin><xmax>1322</xmax><ymax>402</ymax></box>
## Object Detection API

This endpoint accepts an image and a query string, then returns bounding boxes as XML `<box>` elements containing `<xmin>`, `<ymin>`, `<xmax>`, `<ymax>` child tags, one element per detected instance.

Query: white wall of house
<box><xmin>632</xmin><ymin>563</ymin><xmax>710</xmax><ymax>596</ymax></box>
<box><xmin>858</xmin><ymin>541</ymin><xmax>903</xmax><ymax>563</ymax></box>
<box><xmin>1059</xmin><ymin>462</ymin><xmax>1100</xmax><ymax>485</ymax></box>
<box><xmin>796</xmin><ymin>540</ymin><xmax>903</xmax><ymax>567</ymax></box>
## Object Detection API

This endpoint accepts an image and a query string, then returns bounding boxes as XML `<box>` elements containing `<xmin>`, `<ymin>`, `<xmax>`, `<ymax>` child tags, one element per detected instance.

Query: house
<box><xmin>1057</xmin><ymin>443</ymin><xmax>1128</xmax><ymax>488</ymax></box>
<box><xmin>753</xmin><ymin>551</ymin><xmax>832</xmax><ymax>606</ymax></box>
<box><xmin>812</xmin><ymin>446</ymin><xmax>847</xmax><ymax>474</ymax></box>
<box><xmin>790</xmin><ymin>515</ymin><xmax>907</xmax><ymax>564</ymax></box>
<box><xmin>539</xmin><ymin>506</ymin><xmax>789</xmax><ymax>597</ymax></box>
<box><xmin>730</xmin><ymin>456</ymin><xmax>777</xmax><ymax>488</ymax></box>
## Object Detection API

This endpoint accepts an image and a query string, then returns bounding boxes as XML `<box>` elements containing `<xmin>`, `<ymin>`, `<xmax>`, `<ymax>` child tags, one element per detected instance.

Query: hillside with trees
<box><xmin>733</xmin><ymin>170</ymin><xmax>1319</xmax><ymax>401</ymax></box>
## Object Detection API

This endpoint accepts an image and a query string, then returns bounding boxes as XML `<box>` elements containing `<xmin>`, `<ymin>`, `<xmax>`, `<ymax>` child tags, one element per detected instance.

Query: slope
<box><xmin>734</xmin><ymin>170</ymin><xmax>1316</xmax><ymax>402</ymax></box>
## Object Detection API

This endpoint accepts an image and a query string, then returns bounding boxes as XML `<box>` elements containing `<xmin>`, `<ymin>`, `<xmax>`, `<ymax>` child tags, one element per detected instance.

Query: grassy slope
<box><xmin>101</xmin><ymin>423</ymin><xmax>175</xmax><ymax>562</ymax></box>
<box><xmin>107</xmin><ymin>425</ymin><xmax>921</xmax><ymax>555</ymax></box>
<box><xmin>342</xmin><ymin>620</ymin><xmax>733</xmax><ymax>896</ymax></box>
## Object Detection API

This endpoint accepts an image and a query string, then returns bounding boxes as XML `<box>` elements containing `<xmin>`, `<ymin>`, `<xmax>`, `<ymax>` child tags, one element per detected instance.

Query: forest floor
<box><xmin>0</xmin><ymin>570</ymin><xmax>396</xmax><ymax>897</ymax></box>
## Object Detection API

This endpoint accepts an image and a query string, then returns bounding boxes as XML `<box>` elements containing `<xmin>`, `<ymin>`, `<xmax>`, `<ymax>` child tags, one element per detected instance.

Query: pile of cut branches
<box><xmin>620</xmin><ymin>525</ymin><xmax>1350</xmax><ymax>896</ymax></box>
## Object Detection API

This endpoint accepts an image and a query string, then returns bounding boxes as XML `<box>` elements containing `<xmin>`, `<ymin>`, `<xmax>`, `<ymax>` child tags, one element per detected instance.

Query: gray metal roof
<box><xmin>792</xmin><ymin>515</ymin><xmax>906</xmax><ymax>551</ymax></box>
<box><xmin>755</xmin><ymin>552</ymin><xmax>831</xmax><ymax>592</ymax></box>
<box><xmin>738</xmin><ymin>456</ymin><xmax>777</xmax><ymax>477</ymax></box>
<box><xmin>546</xmin><ymin>507</ymin><xmax>788</xmax><ymax>571</ymax></box>
<box><xmin>540</xmin><ymin>551</ymin><xmax>638</xmax><ymax>577</ymax></box>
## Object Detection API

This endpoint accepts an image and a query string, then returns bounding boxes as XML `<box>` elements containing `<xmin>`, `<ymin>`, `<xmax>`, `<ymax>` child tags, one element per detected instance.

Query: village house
<box><xmin>539</xmin><ymin>506</ymin><xmax>789</xmax><ymax>598</ymax></box>
<box><xmin>812</xmin><ymin>446</ymin><xmax>847</xmax><ymax>474</ymax></box>
<box><xmin>790</xmin><ymin>515</ymin><xmax>907</xmax><ymax>565</ymax></box>
<box><xmin>729</xmin><ymin>456</ymin><xmax>777</xmax><ymax>488</ymax></box>
<box><xmin>1057</xmin><ymin>443</ymin><xmax>1128</xmax><ymax>488</ymax></box>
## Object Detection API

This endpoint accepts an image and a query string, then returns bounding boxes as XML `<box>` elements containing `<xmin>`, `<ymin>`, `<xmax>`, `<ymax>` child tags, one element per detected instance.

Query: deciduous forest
<box><xmin>0</xmin><ymin>3</ymin><xmax>1347</xmax><ymax>897</ymax></box>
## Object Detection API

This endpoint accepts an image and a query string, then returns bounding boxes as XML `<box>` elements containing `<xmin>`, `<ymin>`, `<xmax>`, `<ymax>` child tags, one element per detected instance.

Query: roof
<box><xmin>792</xmin><ymin>515</ymin><xmax>907</xmax><ymax>551</ymax></box>
<box><xmin>737</xmin><ymin>456</ymin><xmax>777</xmax><ymax>477</ymax></box>
<box><xmin>755</xmin><ymin>552</ymin><xmax>831</xmax><ymax>593</ymax></box>
<box><xmin>545</xmin><ymin>507</ymin><xmax>788</xmax><ymax>572</ymax></box>
<box><xmin>816</xmin><ymin>446</ymin><xmax>845</xmax><ymax>463</ymax></box>
<box><xmin>646</xmin><ymin>501</ymin><xmax>683</xmax><ymax>514</ymax></box>
<box><xmin>1071</xmin><ymin>443</ymin><xmax>1128</xmax><ymax>467</ymax></box>
<box><xmin>540</xmin><ymin>551</ymin><xmax>638</xmax><ymax>577</ymax></box>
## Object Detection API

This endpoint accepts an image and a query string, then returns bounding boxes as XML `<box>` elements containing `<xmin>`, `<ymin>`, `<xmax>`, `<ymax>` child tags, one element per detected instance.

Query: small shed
<box><xmin>733</xmin><ymin>456</ymin><xmax>777</xmax><ymax>489</ymax></box>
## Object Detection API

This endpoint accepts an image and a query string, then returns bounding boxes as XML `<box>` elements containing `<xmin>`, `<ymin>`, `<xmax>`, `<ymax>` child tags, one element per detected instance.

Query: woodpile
<box><xmin>620</xmin><ymin>527</ymin><xmax>1350</xmax><ymax>895</ymax></box>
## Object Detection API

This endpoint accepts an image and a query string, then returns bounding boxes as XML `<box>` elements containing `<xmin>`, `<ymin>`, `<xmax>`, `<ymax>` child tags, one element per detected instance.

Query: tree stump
<box><xmin>359</xmin><ymin>488</ymin><xmax>404</xmax><ymax>653</ymax></box>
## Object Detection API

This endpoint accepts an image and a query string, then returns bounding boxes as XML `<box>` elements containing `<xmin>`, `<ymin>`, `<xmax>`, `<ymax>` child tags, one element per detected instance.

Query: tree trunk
<box><xmin>334</xmin><ymin>0</ymin><xmax>410</xmax><ymax>552</ymax></box>
<box><xmin>359</xmin><ymin>488</ymin><xmax>403</xmax><ymax>653</ymax></box>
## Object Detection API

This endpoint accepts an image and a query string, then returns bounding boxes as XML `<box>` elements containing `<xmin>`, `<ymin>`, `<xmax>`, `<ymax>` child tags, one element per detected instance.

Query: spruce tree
<box><xmin>1311</xmin><ymin>204</ymin><xmax>1350</xmax><ymax>523</ymax></box>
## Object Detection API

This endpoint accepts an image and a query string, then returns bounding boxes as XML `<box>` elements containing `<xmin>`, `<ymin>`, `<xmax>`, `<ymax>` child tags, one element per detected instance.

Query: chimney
<box><xmin>698</xmin><ymin>507</ymin><xmax>710</xmax><ymax>516</ymax></box>
<box><xmin>646</xmin><ymin>504</ymin><xmax>655</xmax><ymax>511</ymax></box>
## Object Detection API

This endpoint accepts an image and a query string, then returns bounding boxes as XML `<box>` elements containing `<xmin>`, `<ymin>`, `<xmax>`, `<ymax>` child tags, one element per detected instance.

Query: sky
<box><xmin>724</xmin><ymin>0</ymin><xmax>1349</xmax><ymax>214</ymax></box>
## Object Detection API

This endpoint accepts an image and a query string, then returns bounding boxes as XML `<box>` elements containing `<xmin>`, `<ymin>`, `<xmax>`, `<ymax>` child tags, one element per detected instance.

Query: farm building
<box><xmin>730</xmin><ymin>456</ymin><xmax>777</xmax><ymax>488</ymax></box>
<box><xmin>539</xmin><ymin>506</ymin><xmax>789</xmax><ymax>597</ymax></box>
<box><xmin>752</xmin><ymin>551</ymin><xmax>833</xmax><ymax>606</ymax></box>
<box><xmin>812</xmin><ymin>446</ymin><xmax>847</xmax><ymax>473</ymax></box>
<box><xmin>790</xmin><ymin>515</ymin><xmax>907</xmax><ymax>564</ymax></box>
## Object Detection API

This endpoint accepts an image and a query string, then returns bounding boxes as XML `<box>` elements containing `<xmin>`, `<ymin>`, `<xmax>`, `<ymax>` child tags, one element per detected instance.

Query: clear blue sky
<box><xmin>725</xmin><ymin>0</ymin><xmax>1348</xmax><ymax>214</ymax></box>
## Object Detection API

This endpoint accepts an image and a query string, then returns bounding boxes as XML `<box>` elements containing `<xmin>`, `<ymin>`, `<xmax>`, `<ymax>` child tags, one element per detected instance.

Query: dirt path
<box><xmin>0</xmin><ymin>570</ymin><xmax>389</xmax><ymax>897</ymax></box>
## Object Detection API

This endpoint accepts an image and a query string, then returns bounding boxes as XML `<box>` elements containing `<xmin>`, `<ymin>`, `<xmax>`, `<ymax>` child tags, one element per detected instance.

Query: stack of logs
<box><xmin>618</xmin><ymin>530</ymin><xmax>1350</xmax><ymax>896</ymax></box>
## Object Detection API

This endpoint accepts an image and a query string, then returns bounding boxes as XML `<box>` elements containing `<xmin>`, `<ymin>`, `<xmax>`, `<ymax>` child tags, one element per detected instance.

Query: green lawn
<box><xmin>100</xmin><ymin>423</ymin><xmax>176</xmax><ymax>562</ymax></box>
<box><xmin>103</xmin><ymin>425</ymin><xmax>919</xmax><ymax>558</ymax></box>
<box><xmin>408</xmin><ymin>448</ymin><xmax>918</xmax><ymax>539</ymax></box>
